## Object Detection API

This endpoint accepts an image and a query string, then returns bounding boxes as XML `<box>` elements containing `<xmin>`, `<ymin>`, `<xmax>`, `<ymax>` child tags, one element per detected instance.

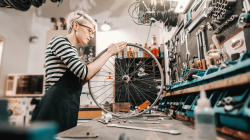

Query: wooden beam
<box><xmin>163</xmin><ymin>72</ymin><xmax>250</xmax><ymax>97</ymax></box>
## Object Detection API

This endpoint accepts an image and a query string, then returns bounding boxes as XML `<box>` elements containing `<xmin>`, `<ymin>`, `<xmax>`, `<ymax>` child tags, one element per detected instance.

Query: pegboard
<box><xmin>167</xmin><ymin>0</ymin><xmax>244</xmax><ymax>83</ymax></box>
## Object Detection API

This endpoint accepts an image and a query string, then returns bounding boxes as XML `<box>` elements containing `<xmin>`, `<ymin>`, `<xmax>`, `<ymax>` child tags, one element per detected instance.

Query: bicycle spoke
<box><xmin>129</xmin><ymin>56</ymin><xmax>153</xmax><ymax>76</ymax></box>
<box><xmin>99</xmin><ymin>84</ymin><xmax>125</xmax><ymax>104</ymax></box>
<box><xmin>114</xmin><ymin>57</ymin><xmax>126</xmax><ymax>75</ymax></box>
<box><xmin>90</xmin><ymin>79</ymin><xmax>121</xmax><ymax>88</ymax></box>
<box><xmin>127</xmin><ymin>84</ymin><xmax>138</xmax><ymax>107</ymax></box>
<box><xmin>129</xmin><ymin>81</ymin><xmax>144</xmax><ymax>105</ymax></box>
<box><xmin>129</xmin><ymin>82</ymin><xmax>158</xmax><ymax>95</ymax></box>
<box><xmin>128</xmin><ymin>82</ymin><xmax>155</xmax><ymax>100</ymax></box>
<box><xmin>95</xmin><ymin>81</ymin><xmax>122</xmax><ymax>98</ymax></box>
<box><xmin>133</xmin><ymin>78</ymin><xmax>157</xmax><ymax>88</ymax></box>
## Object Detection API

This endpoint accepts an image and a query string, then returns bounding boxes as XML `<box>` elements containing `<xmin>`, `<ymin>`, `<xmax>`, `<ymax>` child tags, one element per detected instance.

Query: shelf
<box><xmin>163</xmin><ymin>72</ymin><xmax>250</xmax><ymax>97</ymax></box>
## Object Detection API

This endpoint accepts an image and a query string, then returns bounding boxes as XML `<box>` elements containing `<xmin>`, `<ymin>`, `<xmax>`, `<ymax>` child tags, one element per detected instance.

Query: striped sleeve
<box><xmin>50</xmin><ymin>36</ymin><xmax>88</xmax><ymax>80</ymax></box>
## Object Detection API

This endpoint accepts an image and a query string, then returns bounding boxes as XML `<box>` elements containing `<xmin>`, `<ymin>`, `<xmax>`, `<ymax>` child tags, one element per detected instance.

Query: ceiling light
<box><xmin>101</xmin><ymin>21</ymin><xmax>111</xmax><ymax>31</ymax></box>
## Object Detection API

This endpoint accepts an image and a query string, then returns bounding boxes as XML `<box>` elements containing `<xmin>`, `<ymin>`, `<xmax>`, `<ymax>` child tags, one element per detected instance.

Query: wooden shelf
<box><xmin>163</xmin><ymin>72</ymin><xmax>250</xmax><ymax>97</ymax></box>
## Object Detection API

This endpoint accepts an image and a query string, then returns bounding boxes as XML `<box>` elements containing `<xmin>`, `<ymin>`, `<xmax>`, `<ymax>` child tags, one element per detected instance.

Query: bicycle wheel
<box><xmin>88</xmin><ymin>43</ymin><xmax>164</xmax><ymax>118</ymax></box>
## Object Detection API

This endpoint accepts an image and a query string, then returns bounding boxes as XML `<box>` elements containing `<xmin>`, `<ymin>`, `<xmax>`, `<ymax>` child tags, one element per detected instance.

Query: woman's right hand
<box><xmin>106</xmin><ymin>41</ymin><xmax>127</xmax><ymax>56</ymax></box>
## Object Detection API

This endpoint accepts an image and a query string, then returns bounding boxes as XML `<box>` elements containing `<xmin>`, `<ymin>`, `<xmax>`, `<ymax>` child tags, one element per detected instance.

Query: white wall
<box><xmin>25</xmin><ymin>0</ymin><xmax>161</xmax><ymax>105</ymax></box>
<box><xmin>0</xmin><ymin>8</ymin><xmax>33</xmax><ymax>97</ymax></box>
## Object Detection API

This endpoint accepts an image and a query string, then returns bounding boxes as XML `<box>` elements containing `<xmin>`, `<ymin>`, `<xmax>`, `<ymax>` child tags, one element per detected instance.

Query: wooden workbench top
<box><xmin>58</xmin><ymin>114</ymin><xmax>237</xmax><ymax>140</ymax></box>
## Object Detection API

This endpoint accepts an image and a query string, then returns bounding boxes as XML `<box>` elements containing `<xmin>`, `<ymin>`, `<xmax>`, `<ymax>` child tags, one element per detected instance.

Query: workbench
<box><xmin>58</xmin><ymin>114</ymin><xmax>238</xmax><ymax>140</ymax></box>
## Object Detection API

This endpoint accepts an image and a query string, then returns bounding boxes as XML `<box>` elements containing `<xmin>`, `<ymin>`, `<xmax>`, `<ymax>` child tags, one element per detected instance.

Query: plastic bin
<box><xmin>186</xmin><ymin>93</ymin><xmax>213</xmax><ymax>119</ymax></box>
<box><xmin>214</xmin><ymin>87</ymin><xmax>250</xmax><ymax>132</ymax></box>
<box><xmin>181</xmin><ymin>95</ymin><xmax>197</xmax><ymax>117</ymax></box>
<box><xmin>177</xmin><ymin>97</ymin><xmax>187</xmax><ymax>115</ymax></box>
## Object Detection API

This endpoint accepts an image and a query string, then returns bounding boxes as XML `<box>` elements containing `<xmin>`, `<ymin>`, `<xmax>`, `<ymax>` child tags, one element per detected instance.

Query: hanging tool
<box><xmin>176</xmin><ymin>38</ymin><xmax>181</xmax><ymax>54</ymax></box>
<box><xmin>197</xmin><ymin>30</ymin><xmax>204</xmax><ymax>70</ymax></box>
<box><xmin>129</xmin><ymin>121</ymin><xmax>160</xmax><ymax>124</ymax></box>
<box><xmin>243</xmin><ymin>0</ymin><xmax>250</xmax><ymax>13</ymax></box>
<box><xmin>195</xmin><ymin>32</ymin><xmax>201</xmax><ymax>60</ymax></box>
<box><xmin>212</xmin><ymin>35</ymin><xmax>221</xmax><ymax>49</ymax></box>
<box><xmin>200</xmin><ymin>25</ymin><xmax>208</xmax><ymax>70</ymax></box>
<box><xmin>185</xmin><ymin>33</ymin><xmax>191</xmax><ymax>62</ymax></box>
<box><xmin>184</xmin><ymin>0</ymin><xmax>202</xmax><ymax>28</ymax></box>
<box><xmin>107</xmin><ymin>124</ymin><xmax>181</xmax><ymax>135</ymax></box>
<box><xmin>187</xmin><ymin>2</ymin><xmax>213</xmax><ymax>33</ymax></box>
<box><xmin>56</xmin><ymin>134</ymin><xmax>99</xmax><ymax>139</ymax></box>
<box><xmin>207</xmin><ymin>22</ymin><xmax>214</xmax><ymax>31</ymax></box>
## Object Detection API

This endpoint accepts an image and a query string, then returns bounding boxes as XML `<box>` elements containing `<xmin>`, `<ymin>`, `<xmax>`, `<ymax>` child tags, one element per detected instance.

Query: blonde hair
<box><xmin>67</xmin><ymin>11</ymin><xmax>97</xmax><ymax>34</ymax></box>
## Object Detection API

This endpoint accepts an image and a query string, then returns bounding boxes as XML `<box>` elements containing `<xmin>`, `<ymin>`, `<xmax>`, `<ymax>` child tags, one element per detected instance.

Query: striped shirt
<box><xmin>45</xmin><ymin>36</ymin><xmax>88</xmax><ymax>91</ymax></box>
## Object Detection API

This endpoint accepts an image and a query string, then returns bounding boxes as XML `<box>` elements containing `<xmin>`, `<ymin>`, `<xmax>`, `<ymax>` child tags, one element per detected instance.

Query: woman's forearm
<box><xmin>84</xmin><ymin>51</ymin><xmax>112</xmax><ymax>81</ymax></box>
<box><xmin>81</xmin><ymin>41</ymin><xmax>126</xmax><ymax>86</ymax></box>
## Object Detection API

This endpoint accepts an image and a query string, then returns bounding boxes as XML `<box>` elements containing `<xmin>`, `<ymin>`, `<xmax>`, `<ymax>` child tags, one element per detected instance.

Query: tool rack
<box><xmin>160</xmin><ymin>0</ymin><xmax>250</xmax><ymax>139</ymax></box>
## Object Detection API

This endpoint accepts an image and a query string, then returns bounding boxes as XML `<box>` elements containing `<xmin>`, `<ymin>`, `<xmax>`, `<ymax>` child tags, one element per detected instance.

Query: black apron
<box><xmin>31</xmin><ymin>69</ymin><xmax>82</xmax><ymax>132</ymax></box>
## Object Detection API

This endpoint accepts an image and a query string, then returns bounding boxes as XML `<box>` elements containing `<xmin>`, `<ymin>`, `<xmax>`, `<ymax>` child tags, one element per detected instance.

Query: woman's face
<box><xmin>76</xmin><ymin>21</ymin><xmax>95</xmax><ymax>45</ymax></box>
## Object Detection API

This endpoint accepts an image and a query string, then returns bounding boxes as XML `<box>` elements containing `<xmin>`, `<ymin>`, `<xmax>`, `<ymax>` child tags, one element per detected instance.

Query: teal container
<box><xmin>164</xmin><ymin>98</ymin><xmax>172</xmax><ymax>110</ymax></box>
<box><xmin>214</xmin><ymin>87</ymin><xmax>250</xmax><ymax>132</ymax></box>
<box><xmin>186</xmin><ymin>93</ymin><xmax>213</xmax><ymax>119</ymax></box>
<box><xmin>181</xmin><ymin>95</ymin><xmax>196</xmax><ymax>117</ymax></box>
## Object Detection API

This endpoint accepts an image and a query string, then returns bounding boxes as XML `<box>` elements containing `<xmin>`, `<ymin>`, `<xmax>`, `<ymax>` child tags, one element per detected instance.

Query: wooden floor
<box><xmin>58</xmin><ymin>114</ymin><xmax>238</xmax><ymax>140</ymax></box>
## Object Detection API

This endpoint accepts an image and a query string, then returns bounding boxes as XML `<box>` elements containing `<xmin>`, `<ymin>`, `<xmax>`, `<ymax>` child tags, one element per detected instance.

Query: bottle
<box><xmin>159</xmin><ymin>44</ymin><xmax>164</xmax><ymax>57</ymax></box>
<box><xmin>138</xmin><ymin>44</ymin><xmax>144</xmax><ymax>58</ymax></box>
<box><xmin>134</xmin><ymin>43</ymin><xmax>138</xmax><ymax>58</ymax></box>
<box><xmin>144</xmin><ymin>43</ymin><xmax>149</xmax><ymax>58</ymax></box>
<box><xmin>151</xmin><ymin>35</ymin><xmax>159</xmax><ymax>57</ymax></box>
<box><xmin>123</xmin><ymin>47</ymin><xmax>128</xmax><ymax>58</ymax></box>
<box><xmin>127</xmin><ymin>47</ymin><xmax>135</xmax><ymax>58</ymax></box>
<box><xmin>50</xmin><ymin>17</ymin><xmax>57</xmax><ymax>30</ymax></box>
<box><xmin>148</xmin><ymin>46</ymin><xmax>151</xmax><ymax>54</ymax></box>
<box><xmin>195</xmin><ymin>87</ymin><xmax>217</xmax><ymax>140</ymax></box>
<box><xmin>151</xmin><ymin>35</ymin><xmax>157</xmax><ymax>46</ymax></box>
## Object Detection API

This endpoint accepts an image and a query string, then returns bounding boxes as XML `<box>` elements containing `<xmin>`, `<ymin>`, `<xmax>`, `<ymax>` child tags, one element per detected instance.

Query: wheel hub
<box><xmin>122</xmin><ymin>75</ymin><xmax>130</xmax><ymax>83</ymax></box>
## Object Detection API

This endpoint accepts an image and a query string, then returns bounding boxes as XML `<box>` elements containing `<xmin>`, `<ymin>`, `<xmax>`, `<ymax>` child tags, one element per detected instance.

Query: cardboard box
<box><xmin>112</xmin><ymin>103</ymin><xmax>131</xmax><ymax>112</ymax></box>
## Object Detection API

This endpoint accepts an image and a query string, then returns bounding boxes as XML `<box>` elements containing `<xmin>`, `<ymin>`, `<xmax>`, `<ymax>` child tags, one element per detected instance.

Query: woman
<box><xmin>31</xmin><ymin>11</ymin><xmax>127</xmax><ymax>132</ymax></box>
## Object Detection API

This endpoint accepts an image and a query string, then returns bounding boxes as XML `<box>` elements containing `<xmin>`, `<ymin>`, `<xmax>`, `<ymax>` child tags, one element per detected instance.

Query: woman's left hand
<box><xmin>106</xmin><ymin>41</ymin><xmax>127</xmax><ymax>56</ymax></box>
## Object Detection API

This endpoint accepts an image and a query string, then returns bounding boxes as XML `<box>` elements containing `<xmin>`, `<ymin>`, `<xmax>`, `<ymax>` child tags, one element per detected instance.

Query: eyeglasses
<box><xmin>76</xmin><ymin>13</ymin><xmax>94</xmax><ymax>37</ymax></box>
<box><xmin>78</xmin><ymin>23</ymin><xmax>94</xmax><ymax>37</ymax></box>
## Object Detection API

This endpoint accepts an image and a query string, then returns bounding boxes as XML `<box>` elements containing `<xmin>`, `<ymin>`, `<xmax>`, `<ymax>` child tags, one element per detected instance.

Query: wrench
<box><xmin>200</xmin><ymin>25</ymin><xmax>207</xmax><ymax>58</ymax></box>
<box><xmin>108</xmin><ymin>124</ymin><xmax>181</xmax><ymax>135</ymax></box>
<box><xmin>185</xmin><ymin>33</ymin><xmax>190</xmax><ymax>61</ymax></box>
<box><xmin>195</xmin><ymin>32</ymin><xmax>201</xmax><ymax>60</ymax></box>
<box><xmin>56</xmin><ymin>134</ymin><xmax>99</xmax><ymax>139</ymax></box>
<box><xmin>198</xmin><ymin>30</ymin><xmax>203</xmax><ymax>59</ymax></box>
<box><xmin>129</xmin><ymin>121</ymin><xmax>160</xmax><ymax>124</ymax></box>
<box><xmin>176</xmin><ymin>38</ymin><xmax>181</xmax><ymax>53</ymax></box>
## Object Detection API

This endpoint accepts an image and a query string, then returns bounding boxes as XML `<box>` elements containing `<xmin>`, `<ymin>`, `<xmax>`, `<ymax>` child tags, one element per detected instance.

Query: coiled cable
<box><xmin>0</xmin><ymin>0</ymin><xmax>61</xmax><ymax>11</ymax></box>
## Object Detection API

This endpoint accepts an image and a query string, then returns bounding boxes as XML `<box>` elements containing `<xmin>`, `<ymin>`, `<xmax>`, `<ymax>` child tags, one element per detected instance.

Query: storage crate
<box><xmin>214</xmin><ymin>87</ymin><xmax>250</xmax><ymax>132</ymax></box>
<box><xmin>112</xmin><ymin>103</ymin><xmax>131</xmax><ymax>112</ymax></box>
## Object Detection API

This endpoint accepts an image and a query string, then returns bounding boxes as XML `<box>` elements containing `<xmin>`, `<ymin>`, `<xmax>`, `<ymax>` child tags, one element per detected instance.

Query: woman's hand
<box><xmin>106</xmin><ymin>41</ymin><xmax>127</xmax><ymax>56</ymax></box>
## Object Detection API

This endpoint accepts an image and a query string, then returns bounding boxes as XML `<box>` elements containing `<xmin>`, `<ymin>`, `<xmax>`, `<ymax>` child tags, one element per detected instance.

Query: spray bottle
<box><xmin>195</xmin><ymin>87</ymin><xmax>217</xmax><ymax>140</ymax></box>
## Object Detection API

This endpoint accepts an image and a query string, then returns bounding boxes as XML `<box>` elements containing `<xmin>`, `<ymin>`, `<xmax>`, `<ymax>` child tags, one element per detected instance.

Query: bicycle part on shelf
<box><xmin>107</xmin><ymin>124</ymin><xmax>181</xmax><ymax>135</ymax></box>
<box><xmin>88</xmin><ymin>43</ymin><xmax>164</xmax><ymax>118</ymax></box>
